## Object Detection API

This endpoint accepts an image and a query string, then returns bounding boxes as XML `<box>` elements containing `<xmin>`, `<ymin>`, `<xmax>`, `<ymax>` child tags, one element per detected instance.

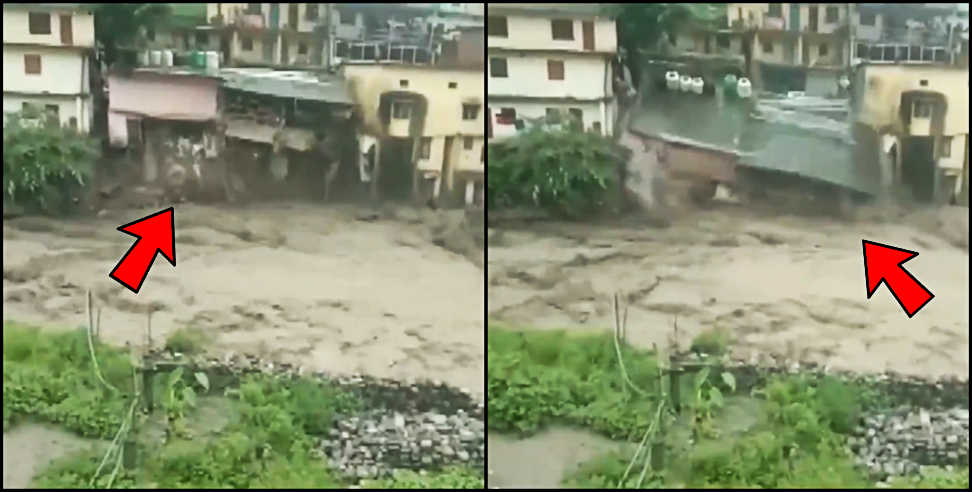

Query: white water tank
<box><xmin>839</xmin><ymin>75</ymin><xmax>850</xmax><ymax>89</ymax></box>
<box><xmin>149</xmin><ymin>50</ymin><xmax>162</xmax><ymax>66</ymax></box>
<box><xmin>691</xmin><ymin>77</ymin><xmax>704</xmax><ymax>95</ymax></box>
<box><xmin>162</xmin><ymin>50</ymin><xmax>174</xmax><ymax>67</ymax></box>
<box><xmin>679</xmin><ymin>75</ymin><xmax>692</xmax><ymax>92</ymax></box>
<box><xmin>737</xmin><ymin>77</ymin><xmax>752</xmax><ymax>98</ymax></box>
<box><xmin>665</xmin><ymin>71</ymin><xmax>680</xmax><ymax>90</ymax></box>
<box><xmin>206</xmin><ymin>51</ymin><xmax>220</xmax><ymax>70</ymax></box>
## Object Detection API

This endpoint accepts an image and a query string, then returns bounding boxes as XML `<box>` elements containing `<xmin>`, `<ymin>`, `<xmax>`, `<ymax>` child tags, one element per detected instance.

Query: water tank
<box><xmin>191</xmin><ymin>51</ymin><xmax>206</xmax><ymax>68</ymax></box>
<box><xmin>839</xmin><ymin>75</ymin><xmax>850</xmax><ymax>89</ymax></box>
<box><xmin>162</xmin><ymin>50</ymin><xmax>174</xmax><ymax>67</ymax></box>
<box><xmin>137</xmin><ymin>50</ymin><xmax>149</xmax><ymax>67</ymax></box>
<box><xmin>665</xmin><ymin>71</ymin><xmax>680</xmax><ymax>91</ymax></box>
<box><xmin>691</xmin><ymin>77</ymin><xmax>704</xmax><ymax>95</ymax></box>
<box><xmin>737</xmin><ymin>77</ymin><xmax>752</xmax><ymax>98</ymax></box>
<box><xmin>149</xmin><ymin>50</ymin><xmax>162</xmax><ymax>66</ymax></box>
<box><xmin>679</xmin><ymin>75</ymin><xmax>692</xmax><ymax>92</ymax></box>
<box><xmin>206</xmin><ymin>51</ymin><xmax>220</xmax><ymax>70</ymax></box>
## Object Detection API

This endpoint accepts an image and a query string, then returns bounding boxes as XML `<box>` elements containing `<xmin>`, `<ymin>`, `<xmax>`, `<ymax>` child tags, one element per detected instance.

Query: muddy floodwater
<box><xmin>489</xmin><ymin>204</ymin><xmax>969</xmax><ymax>380</ymax></box>
<box><xmin>2</xmin><ymin>202</ymin><xmax>484</xmax><ymax>397</ymax></box>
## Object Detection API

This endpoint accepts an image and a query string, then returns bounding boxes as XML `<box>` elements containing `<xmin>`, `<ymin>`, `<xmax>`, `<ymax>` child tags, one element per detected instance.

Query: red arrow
<box><xmin>862</xmin><ymin>239</ymin><xmax>934</xmax><ymax>318</ymax></box>
<box><xmin>108</xmin><ymin>207</ymin><xmax>176</xmax><ymax>294</ymax></box>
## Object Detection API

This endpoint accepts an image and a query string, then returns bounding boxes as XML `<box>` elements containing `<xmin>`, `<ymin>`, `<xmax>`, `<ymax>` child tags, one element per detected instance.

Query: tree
<box><xmin>3</xmin><ymin>108</ymin><xmax>99</xmax><ymax>214</ymax></box>
<box><xmin>605</xmin><ymin>4</ymin><xmax>724</xmax><ymax>88</ymax></box>
<box><xmin>93</xmin><ymin>4</ymin><xmax>172</xmax><ymax>67</ymax></box>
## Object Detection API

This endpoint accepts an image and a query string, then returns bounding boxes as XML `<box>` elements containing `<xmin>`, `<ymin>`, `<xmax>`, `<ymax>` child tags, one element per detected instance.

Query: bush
<box><xmin>487</xmin><ymin>126</ymin><xmax>626</xmax><ymax>218</ymax></box>
<box><xmin>3</xmin><ymin>107</ymin><xmax>98</xmax><ymax>214</ymax></box>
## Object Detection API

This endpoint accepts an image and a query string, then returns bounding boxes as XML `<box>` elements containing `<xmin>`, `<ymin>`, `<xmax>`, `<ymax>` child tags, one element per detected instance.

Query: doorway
<box><xmin>901</xmin><ymin>136</ymin><xmax>936</xmax><ymax>202</ymax></box>
<box><xmin>809</xmin><ymin>6</ymin><xmax>819</xmax><ymax>33</ymax></box>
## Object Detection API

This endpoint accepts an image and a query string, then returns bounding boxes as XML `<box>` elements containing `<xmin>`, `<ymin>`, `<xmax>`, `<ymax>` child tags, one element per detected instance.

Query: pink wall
<box><xmin>108</xmin><ymin>73</ymin><xmax>220</xmax><ymax>121</ymax></box>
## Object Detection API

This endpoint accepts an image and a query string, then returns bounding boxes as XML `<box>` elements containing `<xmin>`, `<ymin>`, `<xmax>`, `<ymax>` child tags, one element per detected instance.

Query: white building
<box><xmin>486</xmin><ymin>4</ymin><xmax>618</xmax><ymax>139</ymax></box>
<box><xmin>2</xmin><ymin>3</ymin><xmax>94</xmax><ymax>132</ymax></box>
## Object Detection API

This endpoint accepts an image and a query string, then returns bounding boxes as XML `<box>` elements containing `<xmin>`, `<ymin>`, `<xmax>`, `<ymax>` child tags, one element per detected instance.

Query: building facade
<box><xmin>486</xmin><ymin>4</ymin><xmax>618</xmax><ymax>138</ymax></box>
<box><xmin>2</xmin><ymin>3</ymin><xmax>95</xmax><ymax>132</ymax></box>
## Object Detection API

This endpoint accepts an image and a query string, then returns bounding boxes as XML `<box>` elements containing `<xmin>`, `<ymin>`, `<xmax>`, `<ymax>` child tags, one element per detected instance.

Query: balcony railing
<box><xmin>855</xmin><ymin>42</ymin><xmax>952</xmax><ymax>64</ymax></box>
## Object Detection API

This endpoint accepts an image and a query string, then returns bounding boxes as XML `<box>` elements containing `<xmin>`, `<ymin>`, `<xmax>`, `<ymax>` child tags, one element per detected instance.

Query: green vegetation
<box><xmin>163</xmin><ymin>326</ymin><xmax>213</xmax><ymax>355</ymax></box>
<box><xmin>487</xmin><ymin>126</ymin><xmax>626</xmax><ymax>219</ymax></box>
<box><xmin>3</xmin><ymin>321</ymin><xmax>480</xmax><ymax>489</ymax></box>
<box><xmin>487</xmin><ymin>323</ymin><xmax>969</xmax><ymax>489</ymax></box>
<box><xmin>2</xmin><ymin>108</ymin><xmax>98</xmax><ymax>214</ymax></box>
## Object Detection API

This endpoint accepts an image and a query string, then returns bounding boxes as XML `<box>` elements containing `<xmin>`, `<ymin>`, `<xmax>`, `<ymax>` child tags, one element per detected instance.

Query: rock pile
<box><xmin>318</xmin><ymin>409</ymin><xmax>485</xmax><ymax>480</ymax></box>
<box><xmin>849</xmin><ymin>407</ymin><xmax>969</xmax><ymax>480</ymax></box>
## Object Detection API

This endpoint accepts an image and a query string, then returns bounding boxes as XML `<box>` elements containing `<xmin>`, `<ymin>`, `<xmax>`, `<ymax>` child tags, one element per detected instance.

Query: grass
<box><xmin>163</xmin><ymin>326</ymin><xmax>212</xmax><ymax>355</ymax></box>
<box><xmin>487</xmin><ymin>323</ymin><xmax>970</xmax><ymax>489</ymax></box>
<box><xmin>3</xmin><ymin>321</ymin><xmax>482</xmax><ymax>489</ymax></box>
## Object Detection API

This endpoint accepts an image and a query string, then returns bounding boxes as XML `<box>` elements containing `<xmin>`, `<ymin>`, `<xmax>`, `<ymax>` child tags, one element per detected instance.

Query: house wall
<box><xmin>4</xmin><ymin>45</ymin><xmax>87</xmax><ymax>95</ymax></box>
<box><xmin>107</xmin><ymin>73</ymin><xmax>220</xmax><ymax>120</ymax></box>
<box><xmin>854</xmin><ymin>65</ymin><xmax>969</xmax><ymax>136</ymax></box>
<box><xmin>488</xmin><ymin>99</ymin><xmax>608</xmax><ymax>136</ymax></box>
<box><xmin>488</xmin><ymin>53</ymin><xmax>611</xmax><ymax>100</ymax></box>
<box><xmin>3</xmin><ymin>6</ymin><xmax>95</xmax><ymax>47</ymax></box>
<box><xmin>726</xmin><ymin>3</ymin><xmax>848</xmax><ymax>32</ymax></box>
<box><xmin>3</xmin><ymin>93</ymin><xmax>89</xmax><ymax>132</ymax></box>
<box><xmin>938</xmin><ymin>134</ymin><xmax>967</xmax><ymax>171</ymax></box>
<box><xmin>753</xmin><ymin>32</ymin><xmax>789</xmax><ymax>64</ymax></box>
<box><xmin>343</xmin><ymin>64</ymin><xmax>485</xmax><ymax>138</ymax></box>
<box><xmin>850</xmin><ymin>10</ymin><xmax>884</xmax><ymax>42</ymax></box>
<box><xmin>232</xmin><ymin>30</ymin><xmax>274</xmax><ymax>64</ymax></box>
<box><xmin>487</xmin><ymin>13</ymin><xmax>617</xmax><ymax>53</ymax></box>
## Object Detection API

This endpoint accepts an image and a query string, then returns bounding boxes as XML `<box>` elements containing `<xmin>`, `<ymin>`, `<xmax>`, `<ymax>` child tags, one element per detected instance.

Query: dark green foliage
<box><xmin>3</xmin><ymin>108</ymin><xmax>98</xmax><ymax>214</ymax></box>
<box><xmin>487</xmin><ymin>126</ymin><xmax>626</xmax><ymax>218</ymax></box>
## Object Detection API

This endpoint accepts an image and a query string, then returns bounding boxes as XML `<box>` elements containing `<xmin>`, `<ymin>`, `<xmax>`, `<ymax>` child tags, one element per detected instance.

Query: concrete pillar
<box><xmin>275</xmin><ymin>32</ymin><xmax>282</xmax><ymax>65</ymax></box>
<box><xmin>464</xmin><ymin>180</ymin><xmax>474</xmax><ymax>205</ymax></box>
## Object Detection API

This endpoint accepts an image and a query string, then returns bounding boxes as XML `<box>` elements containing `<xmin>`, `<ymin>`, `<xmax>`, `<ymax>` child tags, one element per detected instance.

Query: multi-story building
<box><xmin>724</xmin><ymin>3</ymin><xmax>854</xmax><ymax>96</ymax></box>
<box><xmin>486</xmin><ymin>4</ymin><xmax>618</xmax><ymax>138</ymax></box>
<box><xmin>343</xmin><ymin>27</ymin><xmax>485</xmax><ymax>206</ymax></box>
<box><xmin>2</xmin><ymin>3</ymin><xmax>95</xmax><ymax>132</ymax></box>
<box><xmin>203</xmin><ymin>3</ymin><xmax>332</xmax><ymax>69</ymax></box>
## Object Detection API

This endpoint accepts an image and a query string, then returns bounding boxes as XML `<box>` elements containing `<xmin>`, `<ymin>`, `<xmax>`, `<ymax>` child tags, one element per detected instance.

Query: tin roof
<box><xmin>219</xmin><ymin>68</ymin><xmax>352</xmax><ymax>104</ymax></box>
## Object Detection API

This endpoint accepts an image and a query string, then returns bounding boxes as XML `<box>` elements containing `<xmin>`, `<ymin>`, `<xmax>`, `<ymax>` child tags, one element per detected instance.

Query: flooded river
<box><xmin>3</xmin><ymin>202</ymin><xmax>485</xmax><ymax>397</ymax></box>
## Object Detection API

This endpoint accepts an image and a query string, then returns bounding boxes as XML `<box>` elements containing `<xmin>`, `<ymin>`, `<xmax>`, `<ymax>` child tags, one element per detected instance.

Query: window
<box><xmin>44</xmin><ymin>104</ymin><xmax>59</xmax><ymax>127</ymax></box>
<box><xmin>298</xmin><ymin>42</ymin><xmax>308</xmax><ymax>55</ymax></box>
<box><xmin>497</xmin><ymin>107</ymin><xmax>516</xmax><ymax>125</ymax></box>
<box><xmin>487</xmin><ymin>16</ymin><xmax>508</xmax><ymax>37</ymax></box>
<box><xmin>246</xmin><ymin>3</ymin><xmax>261</xmax><ymax>14</ymax></box>
<box><xmin>939</xmin><ymin>136</ymin><xmax>953</xmax><ymax>158</ymax></box>
<box><xmin>340</xmin><ymin>11</ymin><xmax>355</xmax><ymax>26</ymax></box>
<box><xmin>919</xmin><ymin>79</ymin><xmax>928</xmax><ymax>87</ymax></box>
<box><xmin>462</xmin><ymin>104</ymin><xmax>480</xmax><ymax>120</ymax></box>
<box><xmin>392</xmin><ymin>101</ymin><xmax>412</xmax><ymax>120</ymax></box>
<box><xmin>306</xmin><ymin>4</ymin><xmax>319</xmax><ymax>20</ymax></box>
<box><xmin>768</xmin><ymin>4</ymin><xmax>782</xmax><ymax>18</ymax></box>
<box><xmin>551</xmin><ymin>19</ymin><xmax>574</xmax><ymax>40</ymax></box>
<box><xmin>717</xmin><ymin>34</ymin><xmax>730</xmax><ymax>49</ymax></box>
<box><xmin>489</xmin><ymin>57</ymin><xmax>508</xmax><ymax>78</ymax></box>
<box><xmin>24</xmin><ymin>54</ymin><xmax>41</xmax><ymax>75</ymax></box>
<box><xmin>913</xmin><ymin>100</ymin><xmax>931</xmax><ymax>118</ymax></box>
<box><xmin>28</xmin><ymin>12</ymin><xmax>51</xmax><ymax>34</ymax></box>
<box><xmin>762</xmin><ymin>41</ymin><xmax>773</xmax><ymax>54</ymax></box>
<box><xmin>399</xmin><ymin>79</ymin><xmax>409</xmax><ymax>88</ymax></box>
<box><xmin>419</xmin><ymin>137</ymin><xmax>431</xmax><ymax>159</ymax></box>
<box><xmin>860</xmin><ymin>12</ymin><xmax>876</xmax><ymax>26</ymax></box>
<box><xmin>545</xmin><ymin>107</ymin><xmax>561</xmax><ymax>123</ymax></box>
<box><xmin>819</xmin><ymin>43</ymin><xmax>829</xmax><ymax>56</ymax></box>
<box><xmin>196</xmin><ymin>32</ymin><xmax>208</xmax><ymax>46</ymax></box>
<box><xmin>448</xmin><ymin>81</ymin><xmax>457</xmax><ymax>89</ymax></box>
<box><xmin>464</xmin><ymin>137</ymin><xmax>474</xmax><ymax>150</ymax></box>
<box><xmin>825</xmin><ymin>6</ymin><xmax>839</xmax><ymax>23</ymax></box>
<box><xmin>242</xmin><ymin>37</ymin><xmax>254</xmax><ymax>51</ymax></box>
<box><xmin>547</xmin><ymin>60</ymin><xmax>565</xmax><ymax>80</ymax></box>
<box><xmin>568</xmin><ymin>108</ymin><xmax>583</xmax><ymax>127</ymax></box>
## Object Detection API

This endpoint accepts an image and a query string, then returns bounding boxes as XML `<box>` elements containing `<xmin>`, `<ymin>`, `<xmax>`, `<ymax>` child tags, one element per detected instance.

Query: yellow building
<box><xmin>343</xmin><ymin>62</ymin><xmax>484</xmax><ymax>206</ymax></box>
<box><xmin>852</xmin><ymin>63</ymin><xmax>969</xmax><ymax>204</ymax></box>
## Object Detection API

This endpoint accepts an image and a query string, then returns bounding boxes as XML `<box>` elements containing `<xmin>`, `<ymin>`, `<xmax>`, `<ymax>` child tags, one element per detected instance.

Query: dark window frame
<box><xmin>490</xmin><ymin>57</ymin><xmax>508</xmax><ymax>78</ymax></box>
<box><xmin>551</xmin><ymin>19</ymin><xmax>574</xmax><ymax>40</ymax></box>
<box><xmin>28</xmin><ymin>12</ymin><xmax>52</xmax><ymax>35</ymax></box>
<box><xmin>24</xmin><ymin>54</ymin><xmax>42</xmax><ymax>75</ymax></box>
<box><xmin>825</xmin><ymin>6</ymin><xmax>839</xmax><ymax>23</ymax></box>
<box><xmin>462</xmin><ymin>104</ymin><xmax>480</xmax><ymax>121</ymax></box>
<box><xmin>487</xmin><ymin>16</ymin><xmax>508</xmax><ymax>37</ymax></box>
<box><xmin>547</xmin><ymin>59</ymin><xmax>565</xmax><ymax>80</ymax></box>
<box><xmin>463</xmin><ymin>136</ymin><xmax>474</xmax><ymax>150</ymax></box>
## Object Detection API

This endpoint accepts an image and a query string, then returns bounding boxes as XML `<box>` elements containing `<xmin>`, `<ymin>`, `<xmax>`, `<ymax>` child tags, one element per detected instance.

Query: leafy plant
<box><xmin>163</xmin><ymin>326</ymin><xmax>212</xmax><ymax>355</ymax></box>
<box><xmin>487</xmin><ymin>126</ymin><xmax>627</xmax><ymax>218</ymax></box>
<box><xmin>3</xmin><ymin>108</ymin><xmax>99</xmax><ymax>214</ymax></box>
<box><xmin>362</xmin><ymin>468</ymin><xmax>484</xmax><ymax>489</ymax></box>
<box><xmin>689</xmin><ymin>326</ymin><xmax>732</xmax><ymax>356</ymax></box>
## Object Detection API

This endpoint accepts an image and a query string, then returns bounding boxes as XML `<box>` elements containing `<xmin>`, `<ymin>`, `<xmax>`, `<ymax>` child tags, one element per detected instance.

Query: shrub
<box><xmin>3</xmin><ymin>107</ymin><xmax>98</xmax><ymax>214</ymax></box>
<box><xmin>487</xmin><ymin>126</ymin><xmax>626</xmax><ymax>218</ymax></box>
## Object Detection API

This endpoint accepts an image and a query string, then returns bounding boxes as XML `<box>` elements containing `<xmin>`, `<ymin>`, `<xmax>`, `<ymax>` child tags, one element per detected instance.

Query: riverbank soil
<box><xmin>2</xmin><ymin>202</ymin><xmax>484</xmax><ymax>396</ymax></box>
<box><xmin>489</xmin><ymin>203</ymin><xmax>968</xmax><ymax>381</ymax></box>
